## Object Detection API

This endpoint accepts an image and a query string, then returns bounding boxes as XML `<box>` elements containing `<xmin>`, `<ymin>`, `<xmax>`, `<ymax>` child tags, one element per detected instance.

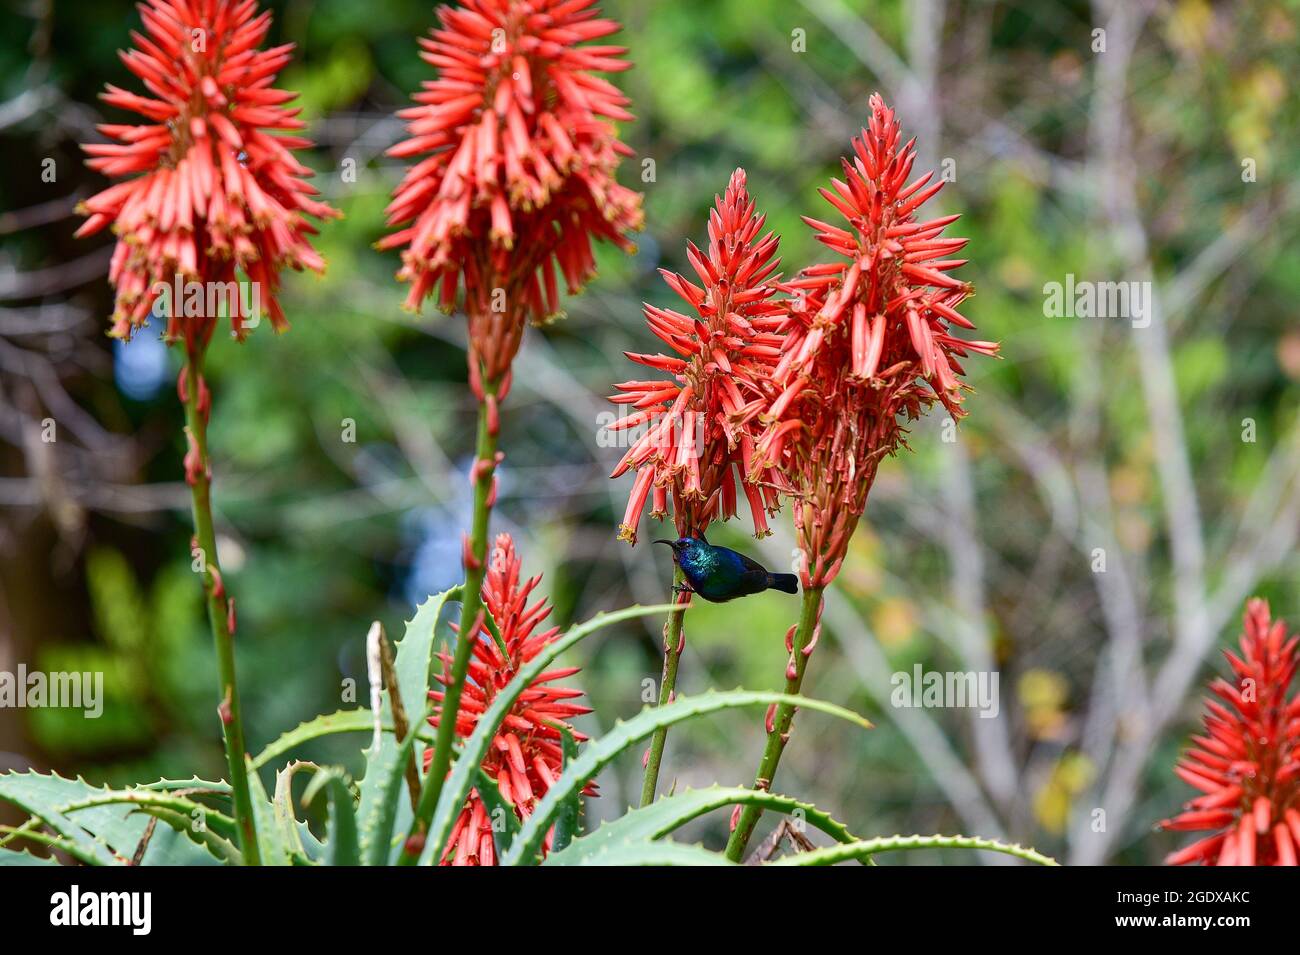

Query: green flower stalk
<box><xmin>609</xmin><ymin>169</ymin><xmax>786</xmax><ymax>805</ymax></box>
<box><xmin>726</xmin><ymin>95</ymin><xmax>998</xmax><ymax>860</ymax></box>
<box><xmin>381</xmin><ymin>0</ymin><xmax>643</xmax><ymax>862</ymax></box>
<box><xmin>76</xmin><ymin>0</ymin><xmax>341</xmax><ymax>862</ymax></box>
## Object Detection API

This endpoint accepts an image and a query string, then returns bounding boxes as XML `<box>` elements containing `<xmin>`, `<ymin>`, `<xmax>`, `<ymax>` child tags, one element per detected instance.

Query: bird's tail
<box><xmin>768</xmin><ymin>573</ymin><xmax>799</xmax><ymax>595</ymax></box>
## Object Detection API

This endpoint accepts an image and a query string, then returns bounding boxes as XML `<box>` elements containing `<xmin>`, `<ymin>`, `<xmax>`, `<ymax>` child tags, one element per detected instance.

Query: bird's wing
<box><xmin>730</xmin><ymin>548</ymin><xmax>768</xmax><ymax>576</ymax></box>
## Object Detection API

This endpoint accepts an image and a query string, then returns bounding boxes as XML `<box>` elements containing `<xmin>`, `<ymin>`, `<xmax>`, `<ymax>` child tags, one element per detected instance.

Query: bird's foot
<box><xmin>671</xmin><ymin>583</ymin><xmax>696</xmax><ymax>596</ymax></box>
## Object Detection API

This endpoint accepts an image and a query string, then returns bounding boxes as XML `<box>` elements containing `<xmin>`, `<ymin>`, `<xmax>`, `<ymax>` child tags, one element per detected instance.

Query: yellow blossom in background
<box><xmin>1019</xmin><ymin>668</ymin><xmax>1069</xmax><ymax>741</ymax></box>
<box><xmin>1034</xmin><ymin>752</ymin><xmax>1096</xmax><ymax>835</ymax></box>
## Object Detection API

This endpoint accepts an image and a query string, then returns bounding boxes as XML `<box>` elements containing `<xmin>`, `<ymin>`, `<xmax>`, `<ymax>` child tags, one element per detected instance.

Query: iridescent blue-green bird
<box><xmin>653</xmin><ymin>535</ymin><xmax>799</xmax><ymax>603</ymax></box>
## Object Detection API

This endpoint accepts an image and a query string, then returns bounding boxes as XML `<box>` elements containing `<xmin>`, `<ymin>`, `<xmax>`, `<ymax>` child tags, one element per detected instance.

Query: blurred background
<box><xmin>1</xmin><ymin>0</ymin><xmax>1297</xmax><ymax>864</ymax></box>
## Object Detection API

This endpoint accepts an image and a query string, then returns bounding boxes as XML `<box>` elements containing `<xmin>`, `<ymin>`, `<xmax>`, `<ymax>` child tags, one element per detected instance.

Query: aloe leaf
<box><xmin>365</xmin><ymin>705</ymin><xmax>428</xmax><ymax>865</ymax></box>
<box><xmin>245</xmin><ymin>762</ymin><xmax>291</xmax><ymax>866</ymax></box>
<box><xmin>0</xmin><ymin>771</ymin><xmax>223</xmax><ymax>865</ymax></box>
<box><xmin>481</xmin><ymin>604</ymin><xmax>511</xmax><ymax>664</ymax></box>
<box><xmin>273</xmin><ymin>761</ymin><xmax>327</xmax><ymax>864</ymax></box>
<box><xmin>302</xmin><ymin>767</ymin><xmax>361</xmax><ymax>866</ymax></box>
<box><xmin>544</xmin><ymin>839</ymin><xmax>734</xmax><ymax>866</ymax></box>
<box><xmin>503</xmin><ymin>689</ymin><xmax>871</xmax><ymax>866</ymax></box>
<box><xmin>132</xmin><ymin>806</ymin><xmax>241</xmax><ymax>865</ymax></box>
<box><xmin>551</xmin><ymin>727</ymin><xmax>582</xmax><ymax>853</ymax></box>
<box><xmin>0</xmin><ymin>825</ymin><xmax>101</xmax><ymax>866</ymax></box>
<box><xmin>250</xmin><ymin>709</ymin><xmax>429</xmax><ymax>771</ymax></box>
<box><xmin>474</xmin><ymin>768</ymin><xmax>521</xmax><ymax>864</ymax></box>
<box><xmin>765</xmin><ymin>834</ymin><xmax>1059</xmax><ymax>866</ymax></box>
<box><xmin>357</xmin><ymin>589</ymin><xmax>457</xmax><ymax>864</ymax></box>
<box><xmin>0</xmin><ymin>847</ymin><xmax>66</xmax><ymax>866</ymax></box>
<box><xmin>0</xmin><ymin>772</ymin><xmax>124</xmax><ymax>864</ymax></box>
<box><xmin>135</xmin><ymin>777</ymin><xmax>232</xmax><ymax>796</ymax></box>
<box><xmin>545</xmin><ymin>785</ymin><xmax>857</xmax><ymax>865</ymax></box>
<box><xmin>52</xmin><ymin>790</ymin><xmax>237</xmax><ymax>845</ymax></box>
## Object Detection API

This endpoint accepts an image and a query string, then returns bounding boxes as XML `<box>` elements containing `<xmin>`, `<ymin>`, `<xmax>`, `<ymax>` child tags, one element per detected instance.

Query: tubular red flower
<box><xmin>381</xmin><ymin>0</ymin><xmax>644</xmax><ymax>383</ymax></box>
<box><xmin>610</xmin><ymin>169</ymin><xmax>784</xmax><ymax>544</ymax></box>
<box><xmin>76</xmin><ymin>0</ymin><xmax>339</xmax><ymax>346</ymax></box>
<box><xmin>1160</xmin><ymin>599</ymin><xmax>1300</xmax><ymax>866</ymax></box>
<box><xmin>748</xmin><ymin>94</ymin><xmax>998</xmax><ymax>586</ymax></box>
<box><xmin>426</xmin><ymin>533</ymin><xmax>594</xmax><ymax>865</ymax></box>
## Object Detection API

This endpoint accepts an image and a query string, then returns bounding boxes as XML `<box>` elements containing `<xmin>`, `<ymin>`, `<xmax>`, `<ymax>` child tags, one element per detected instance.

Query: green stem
<box><xmin>725</xmin><ymin>583</ymin><xmax>825</xmax><ymax>861</ymax></box>
<box><xmin>397</xmin><ymin>373</ymin><xmax>500</xmax><ymax>865</ymax></box>
<box><xmin>638</xmin><ymin>564</ymin><xmax>690</xmax><ymax>806</ymax></box>
<box><xmin>180</xmin><ymin>344</ymin><xmax>260</xmax><ymax>865</ymax></box>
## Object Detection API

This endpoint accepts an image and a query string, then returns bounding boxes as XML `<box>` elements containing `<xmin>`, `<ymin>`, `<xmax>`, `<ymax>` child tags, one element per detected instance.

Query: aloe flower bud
<box><xmin>750</xmin><ymin>94</ymin><xmax>998</xmax><ymax>586</ymax></box>
<box><xmin>427</xmin><ymin>533</ymin><xmax>594</xmax><ymax>865</ymax></box>
<box><xmin>610</xmin><ymin>170</ymin><xmax>784</xmax><ymax>544</ymax></box>
<box><xmin>380</xmin><ymin>0</ymin><xmax>644</xmax><ymax>384</ymax></box>
<box><xmin>1160</xmin><ymin>599</ymin><xmax>1300</xmax><ymax>866</ymax></box>
<box><xmin>76</xmin><ymin>0</ymin><xmax>339</xmax><ymax>346</ymax></box>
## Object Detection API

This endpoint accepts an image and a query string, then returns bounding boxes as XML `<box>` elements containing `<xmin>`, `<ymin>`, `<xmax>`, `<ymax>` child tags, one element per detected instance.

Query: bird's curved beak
<box><xmin>651</xmin><ymin>539</ymin><xmax>675</xmax><ymax>549</ymax></box>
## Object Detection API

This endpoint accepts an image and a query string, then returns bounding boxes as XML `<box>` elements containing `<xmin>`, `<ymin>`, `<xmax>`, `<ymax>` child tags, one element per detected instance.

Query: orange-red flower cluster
<box><xmin>76</xmin><ymin>0</ymin><xmax>338</xmax><ymax>346</ymax></box>
<box><xmin>427</xmin><ymin>533</ymin><xmax>593</xmax><ymax>865</ymax></box>
<box><xmin>1161</xmin><ymin>599</ymin><xmax>1300</xmax><ymax>866</ymax></box>
<box><xmin>748</xmin><ymin>94</ymin><xmax>998</xmax><ymax>586</ymax></box>
<box><xmin>609</xmin><ymin>169</ymin><xmax>785</xmax><ymax>544</ymax></box>
<box><xmin>380</xmin><ymin>0</ymin><xmax>644</xmax><ymax>384</ymax></box>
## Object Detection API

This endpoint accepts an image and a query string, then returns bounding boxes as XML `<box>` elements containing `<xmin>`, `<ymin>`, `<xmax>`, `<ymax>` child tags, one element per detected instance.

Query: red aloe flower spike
<box><xmin>610</xmin><ymin>168</ymin><xmax>786</xmax><ymax>544</ymax></box>
<box><xmin>747</xmin><ymin>94</ymin><xmax>999</xmax><ymax>587</ymax></box>
<box><xmin>381</xmin><ymin>0</ymin><xmax>644</xmax><ymax>385</ymax></box>
<box><xmin>76</xmin><ymin>0</ymin><xmax>339</xmax><ymax>346</ymax></box>
<box><xmin>425</xmin><ymin>533</ymin><xmax>594</xmax><ymax>865</ymax></box>
<box><xmin>1160</xmin><ymin>598</ymin><xmax>1300</xmax><ymax>866</ymax></box>
<box><xmin>74</xmin><ymin>0</ymin><xmax>339</xmax><ymax>864</ymax></box>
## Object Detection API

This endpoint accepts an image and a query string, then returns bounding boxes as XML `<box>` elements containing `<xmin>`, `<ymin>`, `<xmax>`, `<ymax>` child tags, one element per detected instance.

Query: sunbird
<box><xmin>653</xmin><ymin>535</ymin><xmax>800</xmax><ymax>603</ymax></box>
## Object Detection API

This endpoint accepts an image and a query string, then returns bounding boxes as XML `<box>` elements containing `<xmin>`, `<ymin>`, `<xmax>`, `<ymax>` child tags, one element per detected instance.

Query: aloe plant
<box><xmin>0</xmin><ymin>588</ymin><xmax>1055</xmax><ymax>868</ymax></box>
